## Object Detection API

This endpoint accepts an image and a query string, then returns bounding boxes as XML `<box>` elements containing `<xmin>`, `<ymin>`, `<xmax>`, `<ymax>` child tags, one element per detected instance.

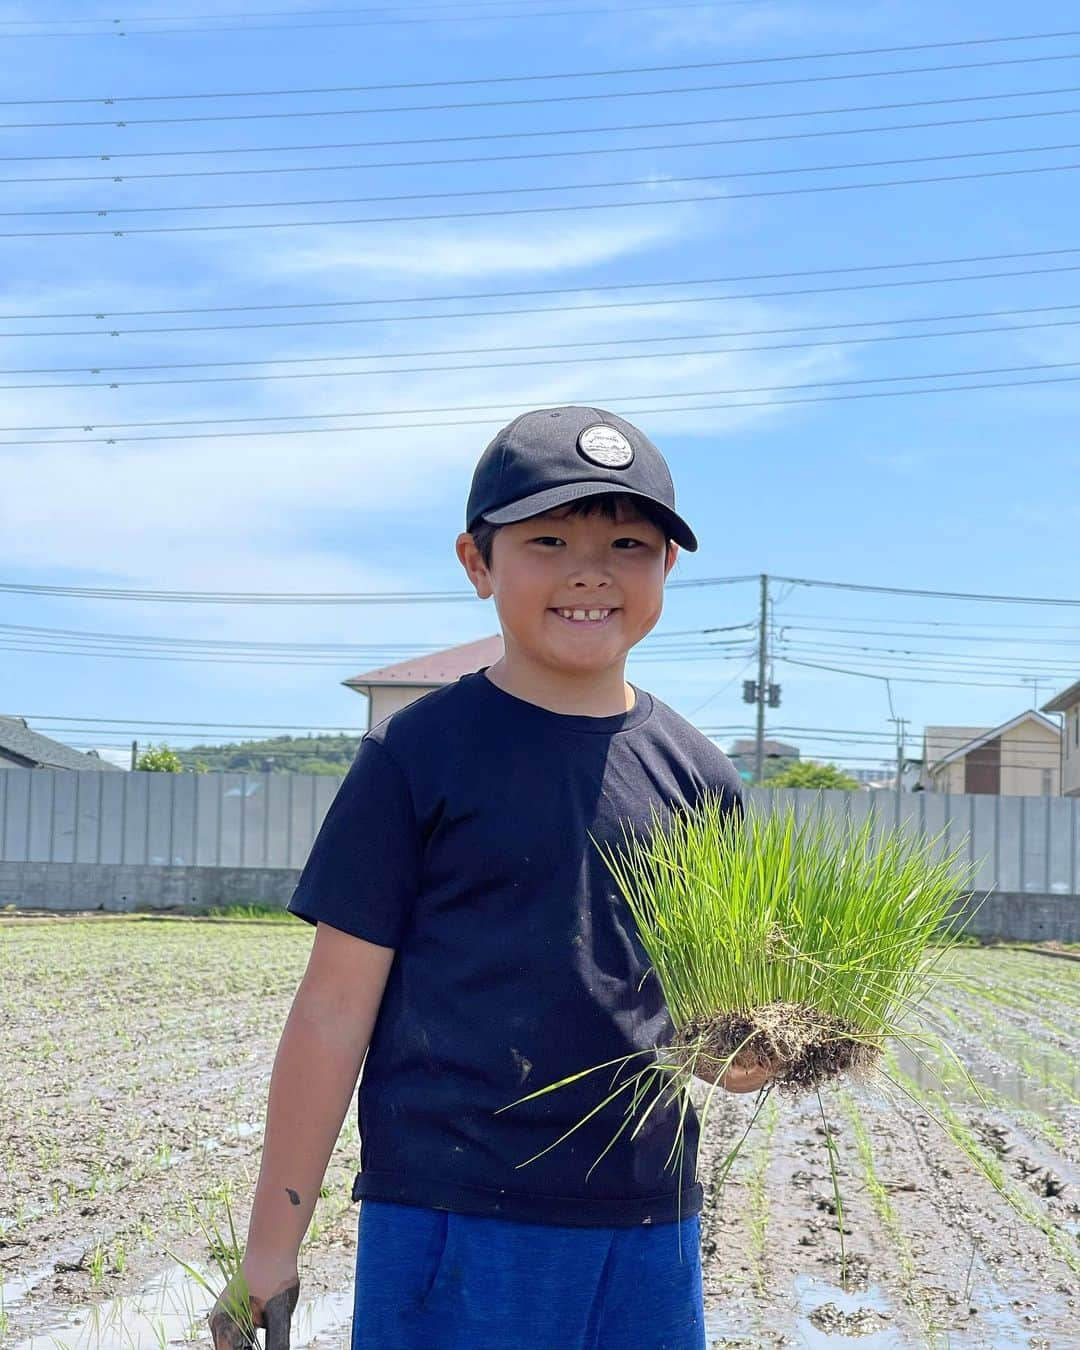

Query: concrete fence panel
<box><xmin>1</xmin><ymin>771</ymin><xmax>1079</xmax><ymax>932</ymax></box>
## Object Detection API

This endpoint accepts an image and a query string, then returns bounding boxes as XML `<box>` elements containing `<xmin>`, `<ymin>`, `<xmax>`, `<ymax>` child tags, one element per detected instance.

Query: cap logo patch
<box><xmin>577</xmin><ymin>424</ymin><xmax>634</xmax><ymax>468</ymax></box>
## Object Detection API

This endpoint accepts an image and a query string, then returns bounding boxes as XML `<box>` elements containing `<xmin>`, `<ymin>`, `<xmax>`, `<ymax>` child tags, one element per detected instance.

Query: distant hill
<box><xmin>176</xmin><ymin>732</ymin><xmax>359</xmax><ymax>776</ymax></box>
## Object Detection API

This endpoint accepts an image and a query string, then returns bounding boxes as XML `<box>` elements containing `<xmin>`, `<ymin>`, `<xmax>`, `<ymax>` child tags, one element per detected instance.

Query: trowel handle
<box><xmin>262</xmin><ymin>1280</ymin><xmax>300</xmax><ymax>1350</ymax></box>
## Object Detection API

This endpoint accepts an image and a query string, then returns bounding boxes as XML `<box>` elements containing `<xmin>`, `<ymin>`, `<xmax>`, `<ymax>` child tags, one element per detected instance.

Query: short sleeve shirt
<box><xmin>287</xmin><ymin>667</ymin><xmax>745</xmax><ymax>1228</ymax></box>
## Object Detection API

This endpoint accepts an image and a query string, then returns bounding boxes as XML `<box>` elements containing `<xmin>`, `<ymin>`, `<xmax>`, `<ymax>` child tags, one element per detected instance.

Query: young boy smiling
<box><xmin>210</xmin><ymin>406</ymin><xmax>759</xmax><ymax>1350</ymax></box>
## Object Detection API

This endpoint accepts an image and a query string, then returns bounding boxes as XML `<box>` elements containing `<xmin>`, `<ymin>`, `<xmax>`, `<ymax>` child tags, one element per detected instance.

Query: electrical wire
<box><xmin>0</xmin><ymin>574</ymin><xmax>1075</xmax><ymax>608</ymax></box>
<box><xmin>0</xmin><ymin>1</ymin><xmax>757</xmax><ymax>39</ymax></box>
<box><xmin>10</xmin><ymin>50</ymin><xmax>1080</xmax><ymax>129</ymax></box>
<box><xmin>779</xmin><ymin>623</ymin><xmax>1080</xmax><ymax>647</ymax></box>
<box><xmin>7</xmin><ymin>157</ymin><xmax>1080</xmax><ymax>238</ymax></box>
<box><xmin>775</xmin><ymin>642</ymin><xmax>1080</xmax><ymax>676</ymax></box>
<box><xmin>6</xmin><ymin>356</ymin><xmax>1080</xmax><ymax>439</ymax></box>
<box><xmin>13</xmin><ymin>139</ymin><xmax>1080</xmax><ymax>218</ymax></box>
<box><xmin>6</xmin><ymin>242</ymin><xmax>1080</xmax><ymax>328</ymax></box>
<box><xmin>774</xmin><ymin>654</ymin><xmax>1058</xmax><ymax>692</ymax></box>
<box><xmin>6</xmin><ymin>26</ymin><xmax>1080</xmax><ymax>105</ymax></box>
<box><xmin>0</xmin><ymin>617</ymin><xmax>750</xmax><ymax>652</ymax></box>
<box><xmin>8</xmin><ymin>81</ymin><xmax>1080</xmax><ymax>166</ymax></box>
<box><xmin>777</xmin><ymin>610</ymin><xmax>1080</xmax><ymax>631</ymax></box>
<box><xmin>13</xmin><ymin>103</ymin><xmax>1080</xmax><ymax>189</ymax></box>
<box><xmin>6</xmin><ymin>370</ymin><xmax>1080</xmax><ymax>447</ymax></box>
<box><xmin>6</xmin><ymin>306</ymin><xmax>1080</xmax><ymax>393</ymax></box>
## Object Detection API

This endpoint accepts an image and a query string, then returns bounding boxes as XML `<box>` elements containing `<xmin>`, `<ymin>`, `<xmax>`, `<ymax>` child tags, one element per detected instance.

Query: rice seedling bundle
<box><xmin>497</xmin><ymin>790</ymin><xmax>981</xmax><ymax>1185</ymax></box>
<box><xmin>600</xmin><ymin>790</ymin><xmax>978</xmax><ymax>1100</ymax></box>
<box><xmin>615</xmin><ymin>788</ymin><xmax>977</xmax><ymax>1096</ymax></box>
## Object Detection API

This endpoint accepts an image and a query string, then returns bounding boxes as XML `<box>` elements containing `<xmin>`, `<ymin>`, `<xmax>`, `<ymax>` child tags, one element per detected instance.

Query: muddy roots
<box><xmin>669</xmin><ymin>1001</ymin><xmax>883</xmax><ymax>1097</ymax></box>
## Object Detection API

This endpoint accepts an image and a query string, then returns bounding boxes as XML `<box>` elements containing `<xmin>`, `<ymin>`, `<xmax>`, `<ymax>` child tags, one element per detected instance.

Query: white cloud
<box><xmin>612</xmin><ymin>1</ymin><xmax>891</xmax><ymax>53</ymax></box>
<box><xmin>238</xmin><ymin>212</ymin><xmax>699</xmax><ymax>282</ymax></box>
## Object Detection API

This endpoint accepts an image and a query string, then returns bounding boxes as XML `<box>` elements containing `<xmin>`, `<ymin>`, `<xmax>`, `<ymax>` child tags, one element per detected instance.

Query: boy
<box><xmin>210</xmin><ymin>406</ymin><xmax>771</xmax><ymax>1350</ymax></box>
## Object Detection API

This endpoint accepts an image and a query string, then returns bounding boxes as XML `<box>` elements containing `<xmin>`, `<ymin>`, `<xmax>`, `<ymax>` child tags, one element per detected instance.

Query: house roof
<box><xmin>1041</xmin><ymin>679</ymin><xmax>1080</xmax><ymax>714</ymax></box>
<box><xmin>928</xmin><ymin>710</ymin><xmax>1061</xmax><ymax>772</ymax></box>
<box><xmin>0</xmin><ymin>715</ymin><xmax>124</xmax><ymax>771</ymax></box>
<box><xmin>343</xmin><ymin>634</ymin><xmax>505</xmax><ymax>691</ymax></box>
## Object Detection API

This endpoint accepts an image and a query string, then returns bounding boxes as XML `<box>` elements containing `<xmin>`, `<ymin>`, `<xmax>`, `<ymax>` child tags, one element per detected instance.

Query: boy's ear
<box><xmin>456</xmin><ymin>531</ymin><xmax>494</xmax><ymax>600</ymax></box>
<box><xmin>664</xmin><ymin>541</ymin><xmax>680</xmax><ymax>577</ymax></box>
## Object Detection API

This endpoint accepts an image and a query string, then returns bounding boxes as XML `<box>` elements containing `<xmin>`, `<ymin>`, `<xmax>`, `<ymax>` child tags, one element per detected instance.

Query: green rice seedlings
<box><xmin>496</xmin><ymin>791</ymin><xmax>984</xmax><ymax>1250</ymax></box>
<box><xmin>168</xmin><ymin>1184</ymin><xmax>255</xmax><ymax>1344</ymax></box>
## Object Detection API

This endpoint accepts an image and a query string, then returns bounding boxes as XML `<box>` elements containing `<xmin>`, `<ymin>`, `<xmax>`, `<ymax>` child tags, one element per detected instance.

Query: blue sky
<box><xmin>1</xmin><ymin>0</ymin><xmax>1077</xmax><ymax>776</ymax></box>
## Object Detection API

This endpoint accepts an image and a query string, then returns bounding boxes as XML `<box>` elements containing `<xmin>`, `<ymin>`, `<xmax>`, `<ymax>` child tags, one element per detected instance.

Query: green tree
<box><xmin>135</xmin><ymin>743</ymin><xmax>184</xmax><ymax>773</ymax></box>
<box><xmin>766</xmin><ymin>760</ymin><xmax>862</xmax><ymax>791</ymax></box>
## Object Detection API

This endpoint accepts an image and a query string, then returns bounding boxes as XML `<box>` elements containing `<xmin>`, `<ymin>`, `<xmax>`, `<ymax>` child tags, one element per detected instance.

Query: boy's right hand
<box><xmin>718</xmin><ymin>1058</ymin><xmax>780</xmax><ymax>1094</ymax></box>
<box><xmin>208</xmin><ymin>1263</ymin><xmax>300</xmax><ymax>1350</ymax></box>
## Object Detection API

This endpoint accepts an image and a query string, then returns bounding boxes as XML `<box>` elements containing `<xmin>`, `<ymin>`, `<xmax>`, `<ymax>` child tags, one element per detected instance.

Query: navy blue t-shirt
<box><xmin>287</xmin><ymin>667</ymin><xmax>744</xmax><ymax>1228</ymax></box>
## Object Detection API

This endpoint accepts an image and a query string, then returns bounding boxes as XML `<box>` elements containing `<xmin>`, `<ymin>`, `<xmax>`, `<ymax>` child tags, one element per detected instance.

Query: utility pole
<box><xmin>130</xmin><ymin>739</ymin><xmax>137</xmax><ymax>771</ymax></box>
<box><xmin>889</xmin><ymin>716</ymin><xmax>908</xmax><ymax>807</ymax></box>
<box><xmin>742</xmin><ymin>575</ymin><xmax>780</xmax><ymax>787</ymax></box>
<box><xmin>755</xmin><ymin>574</ymin><xmax>768</xmax><ymax>786</ymax></box>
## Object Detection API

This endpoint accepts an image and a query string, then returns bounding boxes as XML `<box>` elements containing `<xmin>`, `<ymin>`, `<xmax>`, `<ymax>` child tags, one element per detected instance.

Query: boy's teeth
<box><xmin>558</xmin><ymin>608</ymin><xmax>611</xmax><ymax>621</ymax></box>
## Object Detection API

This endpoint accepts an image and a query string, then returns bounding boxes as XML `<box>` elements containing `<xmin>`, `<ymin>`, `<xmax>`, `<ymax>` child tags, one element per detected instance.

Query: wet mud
<box><xmin>1</xmin><ymin>919</ymin><xmax>1076</xmax><ymax>1347</ymax></box>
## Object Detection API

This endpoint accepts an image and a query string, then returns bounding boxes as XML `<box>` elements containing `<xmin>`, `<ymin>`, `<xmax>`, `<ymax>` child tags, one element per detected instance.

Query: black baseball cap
<box><xmin>465</xmin><ymin>405</ymin><xmax>698</xmax><ymax>552</ymax></box>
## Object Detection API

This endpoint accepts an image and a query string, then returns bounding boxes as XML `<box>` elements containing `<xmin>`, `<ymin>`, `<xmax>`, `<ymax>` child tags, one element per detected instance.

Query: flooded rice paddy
<box><xmin>1</xmin><ymin>916</ymin><xmax>1077</xmax><ymax>1348</ymax></box>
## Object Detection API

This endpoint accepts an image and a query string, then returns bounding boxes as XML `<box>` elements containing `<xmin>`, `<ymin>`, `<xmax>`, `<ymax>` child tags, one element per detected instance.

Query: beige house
<box><xmin>920</xmin><ymin>712</ymin><xmax>1061</xmax><ymax>796</ymax></box>
<box><xmin>1041</xmin><ymin>679</ymin><xmax>1080</xmax><ymax>798</ymax></box>
<box><xmin>344</xmin><ymin>635</ymin><xmax>504</xmax><ymax>731</ymax></box>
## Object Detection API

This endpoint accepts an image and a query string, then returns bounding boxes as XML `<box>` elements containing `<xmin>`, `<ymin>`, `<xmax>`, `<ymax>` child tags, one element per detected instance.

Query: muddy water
<box><xmin>2</xmin><ymin>923</ymin><xmax>1077</xmax><ymax>1348</ymax></box>
<box><xmin>6</xmin><ymin>1260</ymin><xmax>353</xmax><ymax>1350</ymax></box>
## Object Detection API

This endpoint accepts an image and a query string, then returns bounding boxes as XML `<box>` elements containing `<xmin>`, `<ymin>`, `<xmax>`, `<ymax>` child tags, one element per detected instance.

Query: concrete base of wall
<box><xmin>1</xmin><ymin>865</ymin><xmax>1077</xmax><ymax>941</ymax></box>
<box><xmin>0</xmin><ymin>861</ymin><xmax>300</xmax><ymax>912</ymax></box>
<box><xmin>949</xmin><ymin>891</ymin><xmax>1080</xmax><ymax>943</ymax></box>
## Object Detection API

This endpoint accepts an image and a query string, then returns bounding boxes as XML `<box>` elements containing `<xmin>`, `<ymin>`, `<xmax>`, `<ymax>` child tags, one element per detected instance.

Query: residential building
<box><xmin>1040</xmin><ymin>679</ymin><xmax>1080</xmax><ymax>798</ymax></box>
<box><xmin>344</xmin><ymin>635</ymin><xmax>504</xmax><ymax>731</ymax></box>
<box><xmin>726</xmin><ymin>737</ymin><xmax>800</xmax><ymax>784</ymax></box>
<box><xmin>0</xmin><ymin>715</ymin><xmax>124</xmax><ymax>771</ymax></box>
<box><xmin>919</xmin><ymin>712</ymin><xmax>1061</xmax><ymax>795</ymax></box>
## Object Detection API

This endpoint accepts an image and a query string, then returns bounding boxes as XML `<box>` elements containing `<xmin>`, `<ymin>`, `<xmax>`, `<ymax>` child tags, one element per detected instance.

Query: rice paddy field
<box><xmin>1</xmin><ymin>913</ymin><xmax>1077</xmax><ymax>1349</ymax></box>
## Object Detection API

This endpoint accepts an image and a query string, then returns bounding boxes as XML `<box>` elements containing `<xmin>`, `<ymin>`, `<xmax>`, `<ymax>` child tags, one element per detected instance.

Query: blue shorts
<box><xmin>351</xmin><ymin>1198</ymin><xmax>705</xmax><ymax>1350</ymax></box>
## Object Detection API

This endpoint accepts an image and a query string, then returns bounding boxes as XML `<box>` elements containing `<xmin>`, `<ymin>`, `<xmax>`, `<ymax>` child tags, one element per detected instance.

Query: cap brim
<box><xmin>477</xmin><ymin>481</ymin><xmax>698</xmax><ymax>552</ymax></box>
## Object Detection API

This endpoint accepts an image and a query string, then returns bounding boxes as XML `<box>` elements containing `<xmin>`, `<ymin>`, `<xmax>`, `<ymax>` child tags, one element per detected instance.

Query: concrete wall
<box><xmin>0</xmin><ymin>861</ymin><xmax>299</xmax><ymax>912</ymax></box>
<box><xmin>1</xmin><ymin>773</ymin><xmax>1078</xmax><ymax>939</ymax></box>
<box><xmin>0</xmin><ymin>767</ymin><xmax>341</xmax><ymax>869</ymax></box>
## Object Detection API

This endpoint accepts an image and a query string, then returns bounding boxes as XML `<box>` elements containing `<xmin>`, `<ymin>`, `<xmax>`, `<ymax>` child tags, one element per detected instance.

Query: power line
<box><xmin>8</xmin><ymin>157</ymin><xmax>1080</xmax><ymax>238</ymax></box>
<box><xmin>11</xmin><ymin>711</ymin><xmax>1050</xmax><ymax>749</ymax></box>
<box><xmin>6</xmin><ymin>51</ymin><xmax>1080</xmax><ymax>129</ymax></box>
<box><xmin>7</xmin><ymin>305</ymin><xmax>1080</xmax><ymax>393</ymax></box>
<box><xmin>7</xmin><ymin>356</ymin><xmax>1080</xmax><ymax>438</ymax></box>
<box><xmin>0</xmin><ymin>617</ymin><xmax>746</xmax><ymax>652</ymax></box>
<box><xmin>9</xmin><ymin>257</ymin><xmax>1080</xmax><ymax>341</ymax></box>
<box><xmin>14</xmin><ymin>296</ymin><xmax>1080</xmax><ymax>370</ymax></box>
<box><xmin>12</xmin><ymin>103</ymin><xmax>1080</xmax><ymax>189</ymax></box>
<box><xmin>774</xmin><ymin>655</ymin><xmax>1060</xmax><ymax>692</ymax></box>
<box><xmin>10</xmin><ymin>370</ymin><xmax>1080</xmax><ymax>448</ymax></box>
<box><xmin>775</xmin><ymin>642</ymin><xmax>1080</xmax><ymax>676</ymax></box>
<box><xmin>0</xmin><ymin>1</ymin><xmax>756</xmax><ymax>39</ymax></box>
<box><xmin>779</xmin><ymin>622</ymin><xmax>1080</xmax><ymax>646</ymax></box>
<box><xmin>2</xmin><ymin>27</ymin><xmax>1078</xmax><ymax>105</ymax></box>
<box><xmin>13</xmin><ymin>139</ymin><xmax>1080</xmax><ymax>218</ymax></box>
<box><xmin>8</xmin><ymin>80</ymin><xmax>1080</xmax><ymax>165</ymax></box>
<box><xmin>0</xmin><ymin>638</ymin><xmax>753</xmax><ymax>668</ymax></box>
<box><xmin>778</xmin><ymin>610</ymin><xmax>1080</xmax><ymax>631</ymax></box>
<box><xmin>1</xmin><ymin>573</ymin><xmax>1075</xmax><ymax>609</ymax></box>
<box><xmin>771</xmin><ymin>578</ymin><xmax>1080</xmax><ymax>607</ymax></box>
